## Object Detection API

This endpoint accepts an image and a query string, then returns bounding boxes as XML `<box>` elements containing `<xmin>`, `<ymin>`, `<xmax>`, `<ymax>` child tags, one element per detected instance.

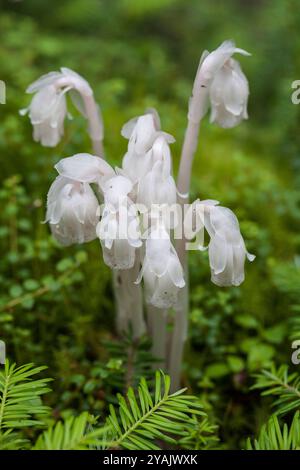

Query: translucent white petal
<box><xmin>46</xmin><ymin>177</ymin><xmax>98</xmax><ymax>246</ymax></box>
<box><xmin>128</xmin><ymin>114</ymin><xmax>157</xmax><ymax>155</ymax></box>
<box><xmin>211</xmin><ymin>245</ymin><xmax>234</xmax><ymax>286</ymax></box>
<box><xmin>167</xmin><ymin>254</ymin><xmax>185</xmax><ymax>288</ymax></box>
<box><xmin>103</xmin><ymin>175</ymin><xmax>133</xmax><ymax>206</ymax></box>
<box><xmin>150</xmin><ymin>272</ymin><xmax>180</xmax><ymax>309</ymax></box>
<box><xmin>69</xmin><ymin>89</ymin><xmax>87</xmax><ymax>117</ymax></box>
<box><xmin>208</xmin><ymin>233</ymin><xmax>228</xmax><ymax>274</ymax></box>
<box><xmin>102</xmin><ymin>239</ymin><xmax>135</xmax><ymax>270</ymax></box>
<box><xmin>121</xmin><ymin>116</ymin><xmax>139</xmax><ymax>139</ymax></box>
<box><xmin>232</xmin><ymin>243</ymin><xmax>246</xmax><ymax>286</ymax></box>
<box><xmin>209</xmin><ymin>56</ymin><xmax>249</xmax><ymax>129</ymax></box>
<box><xmin>26</xmin><ymin>72</ymin><xmax>63</xmax><ymax>93</ymax></box>
<box><xmin>55</xmin><ymin>153</ymin><xmax>114</xmax><ymax>184</ymax></box>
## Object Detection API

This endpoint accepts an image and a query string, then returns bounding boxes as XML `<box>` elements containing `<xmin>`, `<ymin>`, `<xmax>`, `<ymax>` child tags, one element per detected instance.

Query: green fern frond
<box><xmin>106</xmin><ymin>370</ymin><xmax>206</xmax><ymax>450</ymax></box>
<box><xmin>252</xmin><ymin>364</ymin><xmax>300</xmax><ymax>416</ymax></box>
<box><xmin>247</xmin><ymin>411</ymin><xmax>300</xmax><ymax>450</ymax></box>
<box><xmin>0</xmin><ymin>430</ymin><xmax>27</xmax><ymax>450</ymax></box>
<box><xmin>0</xmin><ymin>360</ymin><xmax>52</xmax><ymax>431</ymax></box>
<box><xmin>34</xmin><ymin>412</ymin><xmax>109</xmax><ymax>450</ymax></box>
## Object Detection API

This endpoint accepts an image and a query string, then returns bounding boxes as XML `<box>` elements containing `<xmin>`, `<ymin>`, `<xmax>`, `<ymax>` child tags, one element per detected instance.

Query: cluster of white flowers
<box><xmin>120</xmin><ymin>112</ymin><xmax>184</xmax><ymax>307</ymax></box>
<box><xmin>25</xmin><ymin>39</ymin><xmax>254</xmax><ymax>311</ymax></box>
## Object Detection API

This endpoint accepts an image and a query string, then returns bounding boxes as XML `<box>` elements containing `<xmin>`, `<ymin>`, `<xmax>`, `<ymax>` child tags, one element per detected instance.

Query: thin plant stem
<box><xmin>147</xmin><ymin>306</ymin><xmax>167</xmax><ymax>370</ymax></box>
<box><xmin>81</xmin><ymin>94</ymin><xmax>104</xmax><ymax>157</ymax></box>
<box><xmin>114</xmin><ymin>252</ymin><xmax>145</xmax><ymax>339</ymax></box>
<box><xmin>169</xmin><ymin>57</ymin><xmax>208</xmax><ymax>390</ymax></box>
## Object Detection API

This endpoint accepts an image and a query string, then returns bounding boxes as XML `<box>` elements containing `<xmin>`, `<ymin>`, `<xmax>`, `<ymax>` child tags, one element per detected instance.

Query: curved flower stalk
<box><xmin>178</xmin><ymin>40</ymin><xmax>250</xmax><ymax>208</ymax></box>
<box><xmin>171</xmin><ymin>39</ymin><xmax>252</xmax><ymax>391</ymax></box>
<box><xmin>21</xmin><ymin>68</ymin><xmax>104</xmax><ymax>155</ymax></box>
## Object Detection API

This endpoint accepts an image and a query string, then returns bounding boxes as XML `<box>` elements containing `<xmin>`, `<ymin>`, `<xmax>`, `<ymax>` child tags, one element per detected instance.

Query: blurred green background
<box><xmin>0</xmin><ymin>0</ymin><xmax>300</xmax><ymax>448</ymax></box>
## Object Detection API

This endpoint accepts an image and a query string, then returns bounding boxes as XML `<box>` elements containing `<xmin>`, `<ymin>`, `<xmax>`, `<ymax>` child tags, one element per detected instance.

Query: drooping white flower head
<box><xmin>46</xmin><ymin>175</ymin><xmax>99</xmax><ymax>246</ymax></box>
<box><xmin>21</xmin><ymin>84</ymin><xmax>68</xmax><ymax>147</ymax></box>
<box><xmin>185</xmin><ymin>200</ymin><xmax>254</xmax><ymax>286</ymax></box>
<box><xmin>21</xmin><ymin>68</ymin><xmax>103</xmax><ymax>147</ymax></box>
<box><xmin>121</xmin><ymin>109</ymin><xmax>175</xmax><ymax>183</ymax></box>
<box><xmin>136</xmin><ymin>223</ymin><xmax>185</xmax><ymax>308</ymax></box>
<box><xmin>209</xmin><ymin>58</ymin><xmax>249</xmax><ymax>128</ymax></box>
<box><xmin>97</xmin><ymin>174</ymin><xmax>142</xmax><ymax>270</ymax></box>
<box><xmin>137</xmin><ymin>134</ymin><xmax>177</xmax><ymax>207</ymax></box>
<box><xmin>55</xmin><ymin>153</ymin><xmax>114</xmax><ymax>189</ymax></box>
<box><xmin>199</xmin><ymin>40</ymin><xmax>250</xmax><ymax>82</ymax></box>
<box><xmin>122</xmin><ymin>111</ymin><xmax>159</xmax><ymax>155</ymax></box>
<box><xmin>206</xmin><ymin>205</ymin><xmax>255</xmax><ymax>286</ymax></box>
<box><xmin>189</xmin><ymin>40</ymin><xmax>250</xmax><ymax>127</ymax></box>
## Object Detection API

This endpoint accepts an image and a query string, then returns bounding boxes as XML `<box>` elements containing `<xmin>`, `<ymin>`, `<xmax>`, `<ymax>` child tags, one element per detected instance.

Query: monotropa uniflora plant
<box><xmin>22</xmin><ymin>41</ymin><xmax>255</xmax><ymax>389</ymax></box>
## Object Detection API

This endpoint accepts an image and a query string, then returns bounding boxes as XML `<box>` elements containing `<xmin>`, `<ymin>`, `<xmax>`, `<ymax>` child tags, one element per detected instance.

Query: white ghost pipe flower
<box><xmin>46</xmin><ymin>175</ymin><xmax>99</xmax><ymax>246</ymax></box>
<box><xmin>97</xmin><ymin>175</ymin><xmax>142</xmax><ymax>270</ymax></box>
<box><xmin>122</xmin><ymin>113</ymin><xmax>158</xmax><ymax>182</ymax></box>
<box><xmin>136</xmin><ymin>224</ymin><xmax>185</xmax><ymax>309</ymax></box>
<box><xmin>209</xmin><ymin>58</ymin><xmax>249</xmax><ymax>128</ymax></box>
<box><xmin>199</xmin><ymin>40</ymin><xmax>250</xmax><ymax>82</ymax></box>
<box><xmin>22</xmin><ymin>68</ymin><xmax>104</xmax><ymax>155</ymax></box>
<box><xmin>55</xmin><ymin>153</ymin><xmax>114</xmax><ymax>189</ymax></box>
<box><xmin>97</xmin><ymin>203</ymin><xmax>142</xmax><ymax>270</ymax></box>
<box><xmin>186</xmin><ymin>201</ymin><xmax>255</xmax><ymax>286</ymax></box>
<box><xmin>137</xmin><ymin>135</ymin><xmax>177</xmax><ymax>207</ymax></box>
<box><xmin>122</xmin><ymin>112</ymin><xmax>159</xmax><ymax>156</ymax></box>
<box><xmin>188</xmin><ymin>40</ymin><xmax>250</xmax><ymax>125</ymax></box>
<box><xmin>122</xmin><ymin>110</ymin><xmax>175</xmax><ymax>183</ymax></box>
<box><xmin>207</xmin><ymin>205</ymin><xmax>255</xmax><ymax>286</ymax></box>
<box><xmin>20</xmin><ymin>84</ymin><xmax>68</xmax><ymax>147</ymax></box>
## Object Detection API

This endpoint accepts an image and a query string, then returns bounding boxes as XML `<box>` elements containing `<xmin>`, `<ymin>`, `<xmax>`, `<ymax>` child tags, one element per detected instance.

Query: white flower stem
<box><xmin>81</xmin><ymin>94</ymin><xmax>104</xmax><ymax>157</ymax></box>
<box><xmin>114</xmin><ymin>253</ymin><xmax>146</xmax><ymax>339</ymax></box>
<box><xmin>168</xmin><ymin>261</ymin><xmax>189</xmax><ymax>391</ymax></box>
<box><xmin>55</xmin><ymin>77</ymin><xmax>104</xmax><ymax>158</ymax></box>
<box><xmin>169</xmin><ymin>60</ymin><xmax>207</xmax><ymax>390</ymax></box>
<box><xmin>147</xmin><ymin>305</ymin><xmax>167</xmax><ymax>370</ymax></box>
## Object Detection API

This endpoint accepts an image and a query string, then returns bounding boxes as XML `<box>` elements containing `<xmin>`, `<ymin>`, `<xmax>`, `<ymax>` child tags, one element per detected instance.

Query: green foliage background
<box><xmin>0</xmin><ymin>0</ymin><xmax>299</xmax><ymax>449</ymax></box>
